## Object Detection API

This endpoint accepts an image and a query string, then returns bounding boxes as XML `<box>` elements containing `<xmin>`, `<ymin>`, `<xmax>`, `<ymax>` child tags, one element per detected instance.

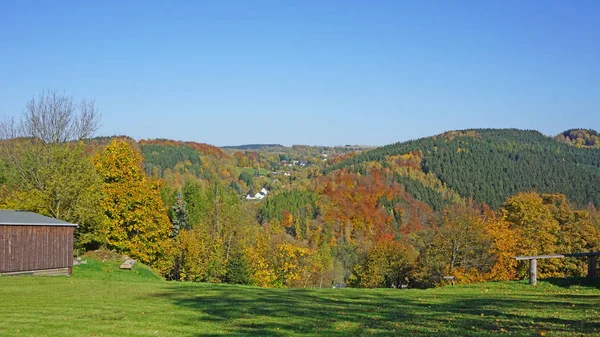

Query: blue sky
<box><xmin>1</xmin><ymin>0</ymin><xmax>599</xmax><ymax>146</ymax></box>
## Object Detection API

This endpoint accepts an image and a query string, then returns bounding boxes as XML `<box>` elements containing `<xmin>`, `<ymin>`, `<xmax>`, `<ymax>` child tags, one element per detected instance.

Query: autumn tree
<box><xmin>482</xmin><ymin>206</ymin><xmax>518</xmax><ymax>281</ymax></box>
<box><xmin>0</xmin><ymin>90</ymin><xmax>104</xmax><ymax>247</ymax></box>
<box><xmin>171</xmin><ymin>226</ymin><xmax>226</xmax><ymax>282</ymax></box>
<box><xmin>272</xmin><ymin>242</ymin><xmax>313</xmax><ymax>287</ymax></box>
<box><xmin>0</xmin><ymin>141</ymin><xmax>105</xmax><ymax>248</ymax></box>
<box><xmin>246</xmin><ymin>224</ymin><xmax>278</xmax><ymax>287</ymax></box>
<box><xmin>93</xmin><ymin>139</ymin><xmax>173</xmax><ymax>272</ymax></box>
<box><xmin>541</xmin><ymin>194</ymin><xmax>600</xmax><ymax>276</ymax></box>
<box><xmin>419</xmin><ymin>204</ymin><xmax>496</xmax><ymax>284</ymax></box>
<box><xmin>503</xmin><ymin>192</ymin><xmax>561</xmax><ymax>277</ymax></box>
<box><xmin>350</xmin><ymin>237</ymin><xmax>418</xmax><ymax>288</ymax></box>
<box><xmin>318</xmin><ymin>169</ymin><xmax>395</xmax><ymax>241</ymax></box>
<box><xmin>558</xmin><ymin>209</ymin><xmax>600</xmax><ymax>276</ymax></box>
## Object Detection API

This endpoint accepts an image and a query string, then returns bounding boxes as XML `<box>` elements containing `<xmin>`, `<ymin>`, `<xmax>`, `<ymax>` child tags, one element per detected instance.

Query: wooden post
<box><xmin>588</xmin><ymin>256</ymin><xmax>597</xmax><ymax>281</ymax></box>
<box><xmin>529</xmin><ymin>259</ymin><xmax>537</xmax><ymax>286</ymax></box>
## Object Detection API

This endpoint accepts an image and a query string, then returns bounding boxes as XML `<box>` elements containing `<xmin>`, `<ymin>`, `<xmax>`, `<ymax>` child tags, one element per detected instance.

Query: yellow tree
<box><xmin>172</xmin><ymin>227</ymin><xmax>226</xmax><ymax>282</ymax></box>
<box><xmin>245</xmin><ymin>224</ymin><xmax>277</xmax><ymax>287</ymax></box>
<box><xmin>483</xmin><ymin>207</ymin><xmax>518</xmax><ymax>281</ymax></box>
<box><xmin>272</xmin><ymin>242</ymin><xmax>312</xmax><ymax>287</ymax></box>
<box><xmin>93</xmin><ymin>139</ymin><xmax>173</xmax><ymax>272</ymax></box>
<box><xmin>542</xmin><ymin>194</ymin><xmax>600</xmax><ymax>276</ymax></box>
<box><xmin>503</xmin><ymin>192</ymin><xmax>561</xmax><ymax>277</ymax></box>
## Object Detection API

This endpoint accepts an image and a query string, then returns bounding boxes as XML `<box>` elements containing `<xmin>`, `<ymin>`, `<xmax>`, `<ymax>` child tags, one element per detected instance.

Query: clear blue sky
<box><xmin>1</xmin><ymin>0</ymin><xmax>599</xmax><ymax>146</ymax></box>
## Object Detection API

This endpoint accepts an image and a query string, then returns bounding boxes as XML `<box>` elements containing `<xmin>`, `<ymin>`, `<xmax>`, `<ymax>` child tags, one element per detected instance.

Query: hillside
<box><xmin>222</xmin><ymin>143</ymin><xmax>284</xmax><ymax>150</ymax></box>
<box><xmin>327</xmin><ymin>129</ymin><xmax>600</xmax><ymax>208</ymax></box>
<box><xmin>1</xmin><ymin>258</ymin><xmax>599</xmax><ymax>336</ymax></box>
<box><xmin>4</xmin><ymin>128</ymin><xmax>600</xmax><ymax>291</ymax></box>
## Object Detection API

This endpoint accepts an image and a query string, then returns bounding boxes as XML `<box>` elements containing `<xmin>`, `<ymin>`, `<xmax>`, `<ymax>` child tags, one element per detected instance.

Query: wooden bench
<box><xmin>513</xmin><ymin>252</ymin><xmax>599</xmax><ymax>285</ymax></box>
<box><xmin>120</xmin><ymin>259</ymin><xmax>137</xmax><ymax>270</ymax></box>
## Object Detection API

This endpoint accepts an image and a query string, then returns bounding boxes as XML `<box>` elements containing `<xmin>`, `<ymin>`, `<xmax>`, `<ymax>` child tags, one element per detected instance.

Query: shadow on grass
<box><xmin>542</xmin><ymin>276</ymin><xmax>600</xmax><ymax>289</ymax></box>
<box><xmin>150</xmin><ymin>283</ymin><xmax>600</xmax><ymax>336</ymax></box>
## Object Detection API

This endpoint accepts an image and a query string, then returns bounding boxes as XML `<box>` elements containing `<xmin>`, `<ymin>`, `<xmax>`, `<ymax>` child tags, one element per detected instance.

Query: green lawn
<box><xmin>1</xmin><ymin>260</ymin><xmax>599</xmax><ymax>336</ymax></box>
<box><xmin>239</xmin><ymin>167</ymin><xmax>270</xmax><ymax>177</ymax></box>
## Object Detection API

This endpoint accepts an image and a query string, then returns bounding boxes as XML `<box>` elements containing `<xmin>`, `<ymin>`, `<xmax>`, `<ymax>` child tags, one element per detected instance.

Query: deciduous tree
<box><xmin>503</xmin><ymin>192</ymin><xmax>561</xmax><ymax>277</ymax></box>
<box><xmin>350</xmin><ymin>237</ymin><xmax>418</xmax><ymax>288</ymax></box>
<box><xmin>93</xmin><ymin>139</ymin><xmax>173</xmax><ymax>272</ymax></box>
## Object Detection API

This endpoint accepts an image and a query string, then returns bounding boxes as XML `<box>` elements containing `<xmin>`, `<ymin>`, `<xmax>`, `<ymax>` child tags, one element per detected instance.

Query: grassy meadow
<box><xmin>239</xmin><ymin>167</ymin><xmax>270</xmax><ymax>177</ymax></box>
<box><xmin>1</xmin><ymin>259</ymin><xmax>599</xmax><ymax>336</ymax></box>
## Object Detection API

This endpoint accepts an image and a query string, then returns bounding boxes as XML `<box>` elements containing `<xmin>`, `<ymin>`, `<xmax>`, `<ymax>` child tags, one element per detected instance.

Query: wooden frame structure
<box><xmin>0</xmin><ymin>210</ymin><xmax>78</xmax><ymax>276</ymax></box>
<box><xmin>513</xmin><ymin>252</ymin><xmax>599</xmax><ymax>285</ymax></box>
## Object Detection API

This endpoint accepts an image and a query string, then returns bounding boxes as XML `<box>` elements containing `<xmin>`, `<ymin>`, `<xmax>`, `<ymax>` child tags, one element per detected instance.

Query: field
<box><xmin>1</xmin><ymin>260</ymin><xmax>599</xmax><ymax>336</ymax></box>
<box><xmin>239</xmin><ymin>167</ymin><xmax>271</xmax><ymax>177</ymax></box>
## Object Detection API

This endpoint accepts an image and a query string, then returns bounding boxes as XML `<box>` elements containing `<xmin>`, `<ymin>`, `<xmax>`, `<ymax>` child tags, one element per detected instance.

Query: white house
<box><xmin>245</xmin><ymin>187</ymin><xmax>270</xmax><ymax>200</ymax></box>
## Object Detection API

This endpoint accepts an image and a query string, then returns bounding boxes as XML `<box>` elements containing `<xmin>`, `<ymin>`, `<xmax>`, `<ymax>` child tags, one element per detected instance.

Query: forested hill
<box><xmin>327</xmin><ymin>129</ymin><xmax>600</xmax><ymax>208</ymax></box>
<box><xmin>222</xmin><ymin>144</ymin><xmax>284</xmax><ymax>150</ymax></box>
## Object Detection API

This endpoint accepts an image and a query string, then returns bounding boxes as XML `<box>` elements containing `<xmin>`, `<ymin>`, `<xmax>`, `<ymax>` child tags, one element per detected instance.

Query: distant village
<box><xmin>244</xmin><ymin>153</ymin><xmax>327</xmax><ymax>200</ymax></box>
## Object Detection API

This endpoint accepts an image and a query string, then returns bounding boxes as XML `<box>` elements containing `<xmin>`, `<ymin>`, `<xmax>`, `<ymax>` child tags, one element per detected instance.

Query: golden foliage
<box><xmin>93</xmin><ymin>139</ymin><xmax>173</xmax><ymax>272</ymax></box>
<box><xmin>503</xmin><ymin>192</ymin><xmax>561</xmax><ymax>277</ymax></box>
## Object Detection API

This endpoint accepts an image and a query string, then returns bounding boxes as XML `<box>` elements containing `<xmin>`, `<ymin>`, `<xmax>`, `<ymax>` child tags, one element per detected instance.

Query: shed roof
<box><xmin>0</xmin><ymin>210</ymin><xmax>78</xmax><ymax>227</ymax></box>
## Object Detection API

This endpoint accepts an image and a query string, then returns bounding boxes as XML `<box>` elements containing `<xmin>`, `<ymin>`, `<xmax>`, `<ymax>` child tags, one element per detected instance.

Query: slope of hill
<box><xmin>327</xmin><ymin>129</ymin><xmax>600</xmax><ymax>208</ymax></box>
<box><xmin>1</xmin><ymin>259</ymin><xmax>599</xmax><ymax>336</ymax></box>
<box><xmin>140</xmin><ymin>139</ymin><xmax>227</xmax><ymax>158</ymax></box>
<box><xmin>222</xmin><ymin>144</ymin><xmax>284</xmax><ymax>150</ymax></box>
<box><xmin>139</xmin><ymin>143</ymin><xmax>203</xmax><ymax>176</ymax></box>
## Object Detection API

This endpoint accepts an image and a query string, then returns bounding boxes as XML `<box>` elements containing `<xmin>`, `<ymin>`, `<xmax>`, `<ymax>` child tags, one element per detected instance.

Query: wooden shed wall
<box><xmin>0</xmin><ymin>225</ymin><xmax>74</xmax><ymax>273</ymax></box>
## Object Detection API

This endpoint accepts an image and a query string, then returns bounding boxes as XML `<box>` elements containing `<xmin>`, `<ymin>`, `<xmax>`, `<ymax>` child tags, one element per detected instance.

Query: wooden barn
<box><xmin>0</xmin><ymin>210</ymin><xmax>77</xmax><ymax>276</ymax></box>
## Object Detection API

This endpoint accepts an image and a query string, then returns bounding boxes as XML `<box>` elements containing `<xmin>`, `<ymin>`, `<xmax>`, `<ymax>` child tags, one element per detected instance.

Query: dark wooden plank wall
<box><xmin>0</xmin><ymin>225</ymin><xmax>74</xmax><ymax>273</ymax></box>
